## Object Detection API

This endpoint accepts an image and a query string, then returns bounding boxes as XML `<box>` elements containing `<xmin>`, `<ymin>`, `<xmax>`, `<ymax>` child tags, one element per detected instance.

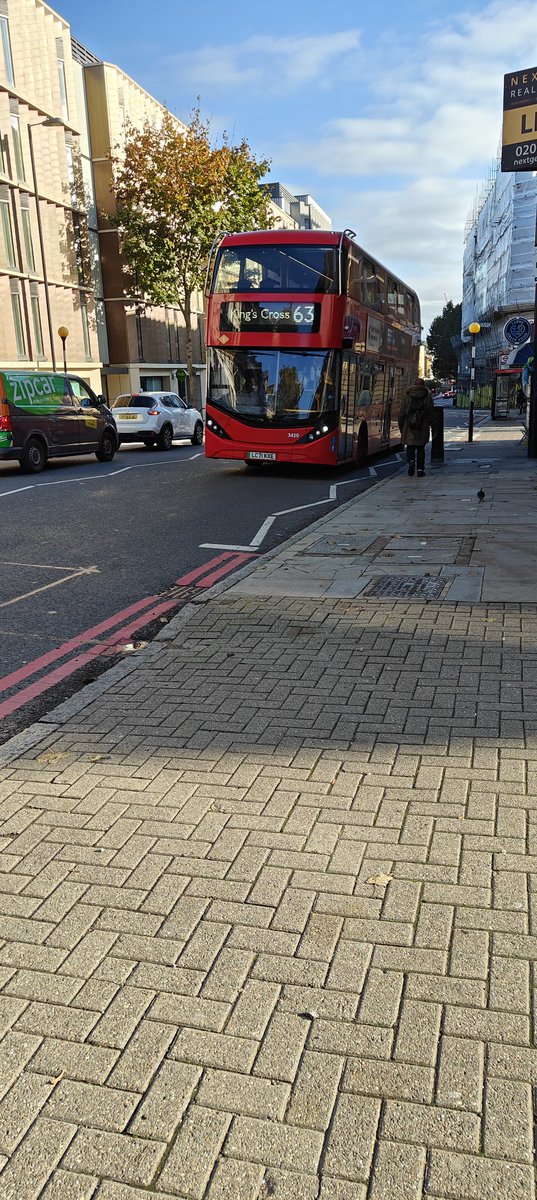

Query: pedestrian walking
<box><xmin>516</xmin><ymin>385</ymin><xmax>526</xmax><ymax>415</ymax></box>
<box><xmin>398</xmin><ymin>379</ymin><xmax>436</xmax><ymax>477</ymax></box>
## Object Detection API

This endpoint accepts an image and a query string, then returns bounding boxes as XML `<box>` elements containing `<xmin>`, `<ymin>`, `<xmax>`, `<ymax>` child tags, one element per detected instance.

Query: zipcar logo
<box><xmin>6</xmin><ymin>374</ymin><xmax>59</xmax><ymax>405</ymax></box>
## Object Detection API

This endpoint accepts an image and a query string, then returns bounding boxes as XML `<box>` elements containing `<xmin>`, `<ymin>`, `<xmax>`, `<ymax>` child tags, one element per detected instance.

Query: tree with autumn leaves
<box><xmin>109</xmin><ymin>106</ymin><xmax>273</xmax><ymax>403</ymax></box>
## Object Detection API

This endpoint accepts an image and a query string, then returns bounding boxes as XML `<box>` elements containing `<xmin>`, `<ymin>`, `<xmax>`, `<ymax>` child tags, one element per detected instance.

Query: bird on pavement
<box><xmin>477</xmin><ymin>488</ymin><xmax>486</xmax><ymax>502</ymax></box>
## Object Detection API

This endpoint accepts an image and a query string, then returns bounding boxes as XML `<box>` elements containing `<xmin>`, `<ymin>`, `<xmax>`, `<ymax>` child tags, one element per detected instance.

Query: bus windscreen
<box><xmin>208</xmin><ymin>348</ymin><xmax>337</xmax><ymax>424</ymax></box>
<box><xmin>213</xmin><ymin>245</ymin><xmax>337</xmax><ymax>295</ymax></box>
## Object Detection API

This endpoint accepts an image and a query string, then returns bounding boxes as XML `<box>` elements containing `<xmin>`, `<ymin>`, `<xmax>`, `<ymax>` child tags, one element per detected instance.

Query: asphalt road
<box><xmin>0</xmin><ymin>405</ymin><xmax>467</xmax><ymax>745</ymax></box>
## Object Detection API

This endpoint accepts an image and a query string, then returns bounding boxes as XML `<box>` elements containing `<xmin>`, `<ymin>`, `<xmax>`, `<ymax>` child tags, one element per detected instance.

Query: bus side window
<box><xmin>387</xmin><ymin>278</ymin><xmax>398</xmax><ymax>315</ymax></box>
<box><xmin>373</xmin><ymin>366</ymin><xmax>384</xmax><ymax>405</ymax></box>
<box><xmin>361</xmin><ymin>260</ymin><xmax>379</xmax><ymax>308</ymax></box>
<box><xmin>357</xmin><ymin>372</ymin><xmax>373</xmax><ymax>406</ymax></box>
<box><xmin>348</xmin><ymin>252</ymin><xmax>362</xmax><ymax>302</ymax></box>
<box><xmin>375</xmin><ymin>268</ymin><xmax>386</xmax><ymax>313</ymax></box>
<box><xmin>403</xmin><ymin>292</ymin><xmax>412</xmax><ymax>323</ymax></box>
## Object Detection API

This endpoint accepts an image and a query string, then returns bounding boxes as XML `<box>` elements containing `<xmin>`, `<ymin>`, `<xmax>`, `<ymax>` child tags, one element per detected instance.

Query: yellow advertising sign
<box><xmin>503</xmin><ymin>105</ymin><xmax>537</xmax><ymax>145</ymax></box>
<box><xmin>502</xmin><ymin>67</ymin><xmax>537</xmax><ymax>171</ymax></box>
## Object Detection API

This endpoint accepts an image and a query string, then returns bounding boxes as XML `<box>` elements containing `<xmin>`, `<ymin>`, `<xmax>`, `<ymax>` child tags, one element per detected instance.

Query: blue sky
<box><xmin>60</xmin><ymin>0</ymin><xmax>537</xmax><ymax>333</ymax></box>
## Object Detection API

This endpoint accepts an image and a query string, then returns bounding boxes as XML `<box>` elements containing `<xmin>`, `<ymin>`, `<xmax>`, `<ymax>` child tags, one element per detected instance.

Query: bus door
<box><xmin>338</xmin><ymin>353</ymin><xmax>356</xmax><ymax>461</ymax></box>
<box><xmin>381</xmin><ymin>365</ymin><xmax>396</xmax><ymax>446</ymax></box>
<box><xmin>355</xmin><ymin>360</ymin><xmax>374</xmax><ymax>450</ymax></box>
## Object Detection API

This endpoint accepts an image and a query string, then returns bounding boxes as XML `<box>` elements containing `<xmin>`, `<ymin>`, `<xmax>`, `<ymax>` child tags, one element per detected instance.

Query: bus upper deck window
<box><xmin>362</xmin><ymin>261</ymin><xmax>379</xmax><ymax>307</ymax></box>
<box><xmin>215</xmin><ymin>251</ymin><xmax>241</xmax><ymax>291</ymax></box>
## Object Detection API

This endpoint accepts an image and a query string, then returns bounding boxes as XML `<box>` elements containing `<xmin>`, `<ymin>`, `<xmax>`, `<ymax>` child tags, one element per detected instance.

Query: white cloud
<box><xmin>330</xmin><ymin>178</ymin><xmax>474</xmax><ymax>333</ymax></box>
<box><xmin>169</xmin><ymin>30</ymin><xmax>361</xmax><ymax>92</ymax></box>
<box><xmin>162</xmin><ymin>0</ymin><xmax>537</xmax><ymax>333</ymax></box>
<box><xmin>279</xmin><ymin>100</ymin><xmax>499</xmax><ymax>178</ymax></box>
<box><xmin>270</xmin><ymin>0</ymin><xmax>537</xmax><ymax>331</ymax></box>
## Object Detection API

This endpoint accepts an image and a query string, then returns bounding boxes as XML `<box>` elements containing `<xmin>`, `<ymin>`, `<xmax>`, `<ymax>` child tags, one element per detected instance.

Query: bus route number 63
<box><xmin>292</xmin><ymin>304</ymin><xmax>315</xmax><ymax>324</ymax></box>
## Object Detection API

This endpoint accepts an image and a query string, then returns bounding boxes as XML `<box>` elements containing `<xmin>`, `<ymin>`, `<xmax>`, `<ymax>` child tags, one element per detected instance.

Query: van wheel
<box><xmin>20</xmin><ymin>438</ymin><xmax>46</xmax><ymax>474</ymax></box>
<box><xmin>96</xmin><ymin>430</ymin><xmax>116</xmax><ymax>462</ymax></box>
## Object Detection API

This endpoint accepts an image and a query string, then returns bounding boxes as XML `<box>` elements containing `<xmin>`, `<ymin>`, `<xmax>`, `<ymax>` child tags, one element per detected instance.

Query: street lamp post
<box><xmin>468</xmin><ymin>321</ymin><xmax>481</xmax><ymax>442</ymax></box>
<box><xmin>58</xmin><ymin>326</ymin><xmax>69</xmax><ymax>372</ymax></box>
<box><xmin>27</xmin><ymin>117</ymin><xmax>64</xmax><ymax>372</ymax></box>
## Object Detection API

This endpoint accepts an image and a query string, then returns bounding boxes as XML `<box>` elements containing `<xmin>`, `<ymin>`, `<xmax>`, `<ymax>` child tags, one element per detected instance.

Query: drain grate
<box><xmin>366</xmin><ymin>574</ymin><xmax>447</xmax><ymax>599</ymax></box>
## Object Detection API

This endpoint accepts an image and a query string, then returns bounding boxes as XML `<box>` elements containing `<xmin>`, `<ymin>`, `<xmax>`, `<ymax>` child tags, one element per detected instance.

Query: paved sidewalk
<box><xmin>0</xmin><ymin>420</ymin><xmax>537</xmax><ymax>1199</ymax></box>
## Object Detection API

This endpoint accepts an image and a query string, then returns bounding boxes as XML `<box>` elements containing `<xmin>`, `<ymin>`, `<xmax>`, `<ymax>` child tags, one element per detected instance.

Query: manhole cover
<box><xmin>366</xmin><ymin>575</ymin><xmax>447</xmax><ymax>599</ymax></box>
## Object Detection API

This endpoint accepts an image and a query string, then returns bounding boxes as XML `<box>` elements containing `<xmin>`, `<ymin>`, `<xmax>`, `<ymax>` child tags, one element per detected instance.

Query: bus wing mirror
<box><xmin>342</xmin><ymin>337</ymin><xmax>354</xmax><ymax>350</ymax></box>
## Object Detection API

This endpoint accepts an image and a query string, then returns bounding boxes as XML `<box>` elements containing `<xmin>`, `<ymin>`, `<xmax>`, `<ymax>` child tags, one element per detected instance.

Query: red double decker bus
<box><xmin>204</xmin><ymin>229</ymin><xmax>421</xmax><ymax>467</ymax></box>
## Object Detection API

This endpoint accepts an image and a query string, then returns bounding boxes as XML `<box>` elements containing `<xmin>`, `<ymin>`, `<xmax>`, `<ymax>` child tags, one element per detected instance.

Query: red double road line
<box><xmin>177</xmin><ymin>551</ymin><xmax>256</xmax><ymax>588</ymax></box>
<box><xmin>0</xmin><ymin>550</ymin><xmax>258</xmax><ymax>720</ymax></box>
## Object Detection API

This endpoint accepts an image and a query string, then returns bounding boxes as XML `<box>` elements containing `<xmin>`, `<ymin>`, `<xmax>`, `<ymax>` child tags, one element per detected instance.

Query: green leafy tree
<box><xmin>426</xmin><ymin>300</ymin><xmax>462</xmax><ymax>379</ymax></box>
<box><xmin>109</xmin><ymin>105</ymin><xmax>272</xmax><ymax>403</ymax></box>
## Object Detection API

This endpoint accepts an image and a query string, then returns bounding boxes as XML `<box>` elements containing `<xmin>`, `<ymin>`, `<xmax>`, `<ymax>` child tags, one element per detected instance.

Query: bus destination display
<box><xmin>221</xmin><ymin>301</ymin><xmax>321</xmax><ymax>334</ymax></box>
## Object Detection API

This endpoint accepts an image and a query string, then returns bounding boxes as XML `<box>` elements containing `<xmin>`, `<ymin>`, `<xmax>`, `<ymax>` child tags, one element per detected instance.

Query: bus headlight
<box><xmin>206</xmin><ymin>417</ymin><xmax>230</xmax><ymax>439</ymax></box>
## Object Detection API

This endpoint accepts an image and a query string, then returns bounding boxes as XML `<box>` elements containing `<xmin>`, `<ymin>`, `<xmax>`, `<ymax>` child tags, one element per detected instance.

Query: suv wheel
<box><xmin>191</xmin><ymin>421</ymin><xmax>204</xmax><ymax>446</ymax></box>
<box><xmin>157</xmin><ymin>424</ymin><xmax>173</xmax><ymax>451</ymax></box>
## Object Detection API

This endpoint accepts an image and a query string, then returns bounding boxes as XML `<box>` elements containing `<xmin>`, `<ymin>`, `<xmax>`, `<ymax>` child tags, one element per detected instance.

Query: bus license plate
<box><xmin>249</xmin><ymin>451</ymin><xmax>276</xmax><ymax>461</ymax></box>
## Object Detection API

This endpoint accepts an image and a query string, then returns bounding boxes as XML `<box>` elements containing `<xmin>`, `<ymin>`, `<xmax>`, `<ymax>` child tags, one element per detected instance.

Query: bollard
<box><xmin>431</xmin><ymin>406</ymin><xmax>444</xmax><ymax>462</ymax></box>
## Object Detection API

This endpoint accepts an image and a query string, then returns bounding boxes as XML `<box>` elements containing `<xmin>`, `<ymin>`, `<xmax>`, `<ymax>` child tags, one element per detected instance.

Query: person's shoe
<box><xmin>417</xmin><ymin>469</ymin><xmax>425</xmax><ymax>477</ymax></box>
<box><xmin>408</xmin><ymin>465</ymin><xmax>415</xmax><ymax>476</ymax></box>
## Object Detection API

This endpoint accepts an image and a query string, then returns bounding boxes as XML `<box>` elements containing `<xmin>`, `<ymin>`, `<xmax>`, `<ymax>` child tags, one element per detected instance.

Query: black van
<box><xmin>0</xmin><ymin>371</ymin><xmax>118</xmax><ymax>473</ymax></box>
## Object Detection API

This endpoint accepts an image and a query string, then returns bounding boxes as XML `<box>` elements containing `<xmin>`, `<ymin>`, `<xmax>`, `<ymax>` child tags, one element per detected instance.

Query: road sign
<box><xmin>502</xmin><ymin>66</ymin><xmax>537</xmax><ymax>172</ymax></box>
<box><xmin>504</xmin><ymin>316</ymin><xmax>532</xmax><ymax>344</ymax></box>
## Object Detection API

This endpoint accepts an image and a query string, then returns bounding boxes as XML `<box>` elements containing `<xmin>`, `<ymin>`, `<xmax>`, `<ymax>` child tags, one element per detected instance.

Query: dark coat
<box><xmin>398</xmin><ymin>384</ymin><xmax>436</xmax><ymax>446</ymax></box>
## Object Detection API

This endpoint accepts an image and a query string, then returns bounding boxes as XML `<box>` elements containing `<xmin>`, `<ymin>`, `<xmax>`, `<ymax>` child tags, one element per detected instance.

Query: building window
<box><xmin>30</xmin><ymin>283</ymin><xmax>44</xmax><ymax>358</ymax></box>
<box><xmin>166</xmin><ymin>311</ymin><xmax>173</xmax><ymax>361</ymax></box>
<box><xmin>20</xmin><ymin>195</ymin><xmax>35</xmax><ymax>273</ymax></box>
<box><xmin>80</xmin><ymin>295</ymin><xmax>92</xmax><ymax>359</ymax></box>
<box><xmin>118</xmin><ymin>87</ymin><xmax>126</xmax><ymax>134</ymax></box>
<box><xmin>56</xmin><ymin>39</ymin><xmax>69</xmax><ymax>123</ymax></box>
<box><xmin>10</xmin><ymin>106</ymin><xmax>24</xmax><ymax>182</ymax></box>
<box><xmin>135</xmin><ymin>312</ymin><xmax>144</xmax><ymax>360</ymax></box>
<box><xmin>65</xmin><ymin>140</ymin><xmax>74</xmax><ymax>185</ymax></box>
<box><xmin>141</xmin><ymin>376</ymin><xmax>164</xmax><ymax>392</ymax></box>
<box><xmin>0</xmin><ymin>185</ymin><xmax>16</xmax><ymax>268</ymax></box>
<box><xmin>65</xmin><ymin>137</ymin><xmax>78</xmax><ymax>207</ymax></box>
<box><xmin>10</xmin><ymin>282</ymin><xmax>27</xmax><ymax>357</ymax></box>
<box><xmin>0</xmin><ymin>14</ymin><xmax>14</xmax><ymax>87</ymax></box>
<box><xmin>72</xmin><ymin>213</ymin><xmax>89</xmax><ymax>286</ymax></box>
<box><xmin>176</xmin><ymin>372</ymin><xmax>189</xmax><ymax>404</ymax></box>
<box><xmin>0</xmin><ymin>130</ymin><xmax>5</xmax><ymax>175</ymax></box>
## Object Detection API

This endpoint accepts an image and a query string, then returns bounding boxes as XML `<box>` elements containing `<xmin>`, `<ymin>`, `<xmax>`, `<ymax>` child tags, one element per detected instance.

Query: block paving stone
<box><xmin>1</xmin><ymin>579</ymin><xmax>537</xmax><ymax>1196</ymax></box>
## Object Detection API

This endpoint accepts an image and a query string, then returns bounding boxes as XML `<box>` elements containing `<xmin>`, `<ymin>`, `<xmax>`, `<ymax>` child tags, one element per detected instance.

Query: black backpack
<box><xmin>406</xmin><ymin>399</ymin><xmax>426</xmax><ymax>434</ymax></box>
